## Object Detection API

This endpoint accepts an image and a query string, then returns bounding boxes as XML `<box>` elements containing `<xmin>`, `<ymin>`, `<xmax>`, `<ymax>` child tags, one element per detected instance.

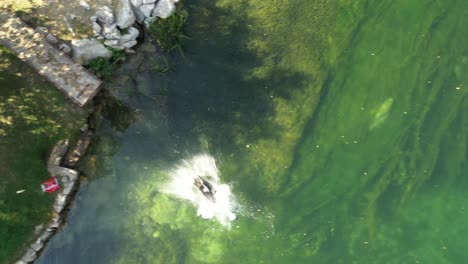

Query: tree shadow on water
<box><xmin>167</xmin><ymin>1</ymin><xmax>312</xmax><ymax>153</ymax></box>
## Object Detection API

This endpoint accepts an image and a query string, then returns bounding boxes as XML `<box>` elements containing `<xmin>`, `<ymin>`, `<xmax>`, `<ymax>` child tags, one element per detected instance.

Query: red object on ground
<box><xmin>41</xmin><ymin>177</ymin><xmax>60</xmax><ymax>193</ymax></box>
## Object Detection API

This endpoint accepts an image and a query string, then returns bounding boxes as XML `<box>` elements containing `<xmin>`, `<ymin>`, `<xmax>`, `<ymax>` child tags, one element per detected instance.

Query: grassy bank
<box><xmin>0</xmin><ymin>46</ymin><xmax>87</xmax><ymax>263</ymax></box>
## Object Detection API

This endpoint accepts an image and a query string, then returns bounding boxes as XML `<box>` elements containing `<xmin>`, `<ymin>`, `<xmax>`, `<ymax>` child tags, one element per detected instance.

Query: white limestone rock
<box><xmin>61</xmin><ymin>182</ymin><xmax>76</xmax><ymax>197</ymax></box>
<box><xmin>115</xmin><ymin>0</ymin><xmax>136</xmax><ymax>29</ymax></box>
<box><xmin>61</xmin><ymin>175</ymin><xmax>70</xmax><ymax>183</ymax></box>
<box><xmin>30</xmin><ymin>239</ymin><xmax>44</xmax><ymax>252</ymax></box>
<box><xmin>48</xmin><ymin>140</ymin><xmax>69</xmax><ymax>166</ymax></box>
<box><xmin>71</xmin><ymin>39</ymin><xmax>112</xmax><ymax>65</ymax></box>
<box><xmin>49</xmin><ymin>216</ymin><xmax>63</xmax><ymax>228</ymax></box>
<box><xmin>139</xmin><ymin>3</ymin><xmax>155</xmax><ymax>18</ymax></box>
<box><xmin>96</xmin><ymin>6</ymin><xmax>115</xmax><ymax>25</ymax></box>
<box><xmin>143</xmin><ymin>0</ymin><xmax>157</xmax><ymax>4</ymax></box>
<box><xmin>101</xmin><ymin>23</ymin><xmax>121</xmax><ymax>40</ymax></box>
<box><xmin>53</xmin><ymin>194</ymin><xmax>67</xmax><ymax>214</ymax></box>
<box><xmin>20</xmin><ymin>248</ymin><xmax>37</xmax><ymax>263</ymax></box>
<box><xmin>104</xmin><ymin>39</ymin><xmax>120</xmax><ymax>46</ymax></box>
<box><xmin>152</xmin><ymin>0</ymin><xmax>175</xmax><ymax>19</ymax></box>
<box><xmin>79</xmin><ymin>0</ymin><xmax>91</xmax><ymax>11</ymax></box>
<box><xmin>130</xmin><ymin>0</ymin><xmax>143</xmax><ymax>7</ymax></box>
<box><xmin>132</xmin><ymin>4</ymin><xmax>147</xmax><ymax>23</ymax></box>
<box><xmin>38</xmin><ymin>231</ymin><xmax>53</xmax><ymax>242</ymax></box>
<box><xmin>120</xmin><ymin>27</ymin><xmax>139</xmax><ymax>43</ymax></box>
<box><xmin>91</xmin><ymin>21</ymin><xmax>102</xmax><ymax>36</ymax></box>
<box><xmin>48</xmin><ymin>165</ymin><xmax>79</xmax><ymax>180</ymax></box>
<box><xmin>121</xmin><ymin>40</ymin><xmax>138</xmax><ymax>49</ymax></box>
<box><xmin>104</xmin><ymin>39</ymin><xmax>122</xmax><ymax>49</ymax></box>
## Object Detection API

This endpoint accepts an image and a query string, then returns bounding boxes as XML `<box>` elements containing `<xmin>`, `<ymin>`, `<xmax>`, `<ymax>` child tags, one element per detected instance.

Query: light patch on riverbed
<box><xmin>369</xmin><ymin>97</ymin><xmax>394</xmax><ymax>130</ymax></box>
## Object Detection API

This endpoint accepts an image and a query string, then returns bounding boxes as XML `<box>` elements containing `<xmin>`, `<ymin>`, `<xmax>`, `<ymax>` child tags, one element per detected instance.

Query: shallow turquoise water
<box><xmin>37</xmin><ymin>0</ymin><xmax>467</xmax><ymax>263</ymax></box>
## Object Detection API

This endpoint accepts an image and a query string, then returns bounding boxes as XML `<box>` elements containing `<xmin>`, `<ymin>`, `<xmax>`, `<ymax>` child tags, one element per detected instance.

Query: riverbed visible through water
<box><xmin>37</xmin><ymin>0</ymin><xmax>467</xmax><ymax>263</ymax></box>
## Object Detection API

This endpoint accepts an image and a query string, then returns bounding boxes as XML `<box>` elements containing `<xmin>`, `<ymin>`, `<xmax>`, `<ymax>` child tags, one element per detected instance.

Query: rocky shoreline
<box><xmin>72</xmin><ymin>0</ymin><xmax>179</xmax><ymax>65</ymax></box>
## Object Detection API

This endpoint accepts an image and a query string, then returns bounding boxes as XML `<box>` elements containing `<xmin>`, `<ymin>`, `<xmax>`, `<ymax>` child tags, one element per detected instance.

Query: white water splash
<box><xmin>161</xmin><ymin>153</ymin><xmax>238</xmax><ymax>226</ymax></box>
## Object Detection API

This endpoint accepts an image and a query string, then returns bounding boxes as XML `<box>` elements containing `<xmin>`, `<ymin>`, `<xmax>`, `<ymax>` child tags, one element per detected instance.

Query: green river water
<box><xmin>37</xmin><ymin>0</ymin><xmax>467</xmax><ymax>263</ymax></box>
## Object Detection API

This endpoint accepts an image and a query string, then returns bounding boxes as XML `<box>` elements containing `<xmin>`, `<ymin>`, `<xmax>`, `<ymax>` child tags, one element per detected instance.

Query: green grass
<box><xmin>0</xmin><ymin>46</ymin><xmax>86</xmax><ymax>264</ymax></box>
<box><xmin>149</xmin><ymin>10</ymin><xmax>190</xmax><ymax>54</ymax></box>
<box><xmin>88</xmin><ymin>48</ymin><xmax>126</xmax><ymax>80</ymax></box>
<box><xmin>149</xmin><ymin>55</ymin><xmax>173</xmax><ymax>74</ymax></box>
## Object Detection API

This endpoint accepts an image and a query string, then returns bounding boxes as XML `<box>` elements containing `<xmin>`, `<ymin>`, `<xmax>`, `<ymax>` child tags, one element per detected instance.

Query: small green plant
<box><xmin>109</xmin><ymin>47</ymin><xmax>126</xmax><ymax>62</ymax></box>
<box><xmin>149</xmin><ymin>10</ymin><xmax>190</xmax><ymax>53</ymax></box>
<box><xmin>150</xmin><ymin>55</ymin><xmax>173</xmax><ymax>73</ymax></box>
<box><xmin>88</xmin><ymin>57</ymin><xmax>114</xmax><ymax>79</ymax></box>
<box><xmin>88</xmin><ymin>47</ymin><xmax>126</xmax><ymax>80</ymax></box>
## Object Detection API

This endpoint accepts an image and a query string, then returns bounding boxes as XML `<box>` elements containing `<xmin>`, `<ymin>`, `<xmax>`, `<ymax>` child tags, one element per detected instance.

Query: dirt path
<box><xmin>1</xmin><ymin>0</ymin><xmax>111</xmax><ymax>40</ymax></box>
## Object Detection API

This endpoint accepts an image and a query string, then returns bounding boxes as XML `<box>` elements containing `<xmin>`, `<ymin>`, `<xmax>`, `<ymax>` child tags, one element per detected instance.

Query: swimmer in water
<box><xmin>194</xmin><ymin>176</ymin><xmax>216</xmax><ymax>202</ymax></box>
